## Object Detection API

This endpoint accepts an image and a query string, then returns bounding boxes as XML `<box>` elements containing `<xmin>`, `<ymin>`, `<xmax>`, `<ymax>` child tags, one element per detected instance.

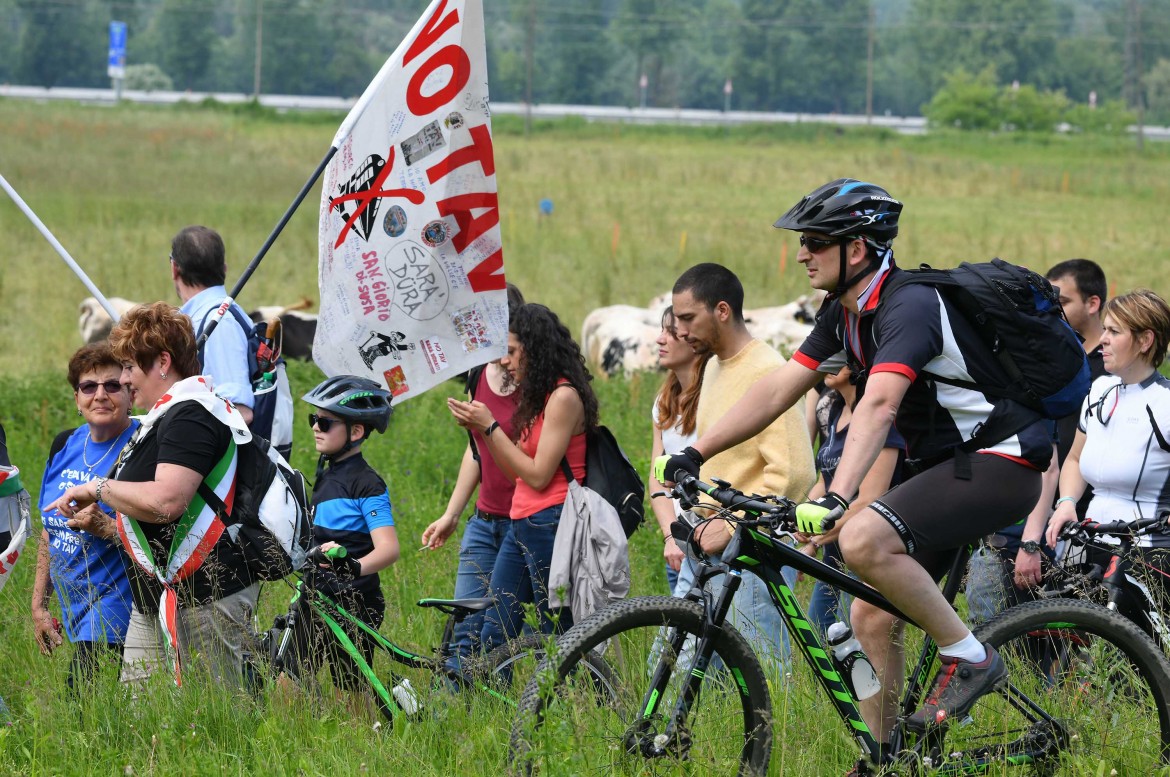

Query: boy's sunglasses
<box><xmin>78</xmin><ymin>380</ymin><xmax>125</xmax><ymax>396</ymax></box>
<box><xmin>308</xmin><ymin>413</ymin><xmax>342</xmax><ymax>432</ymax></box>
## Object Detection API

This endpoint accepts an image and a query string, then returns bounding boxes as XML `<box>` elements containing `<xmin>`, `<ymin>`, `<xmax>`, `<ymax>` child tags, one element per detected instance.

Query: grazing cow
<box><xmin>582</xmin><ymin>291</ymin><xmax>824</xmax><ymax>377</ymax></box>
<box><xmin>78</xmin><ymin>296</ymin><xmax>318</xmax><ymax>361</ymax></box>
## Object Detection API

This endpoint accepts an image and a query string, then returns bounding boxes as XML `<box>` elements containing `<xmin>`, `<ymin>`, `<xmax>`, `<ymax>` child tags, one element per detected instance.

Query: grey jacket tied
<box><xmin>549</xmin><ymin>477</ymin><xmax>631</xmax><ymax>622</ymax></box>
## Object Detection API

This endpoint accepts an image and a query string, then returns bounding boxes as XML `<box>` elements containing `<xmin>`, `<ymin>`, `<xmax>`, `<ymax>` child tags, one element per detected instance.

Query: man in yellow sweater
<box><xmin>669</xmin><ymin>262</ymin><xmax>816</xmax><ymax>670</ymax></box>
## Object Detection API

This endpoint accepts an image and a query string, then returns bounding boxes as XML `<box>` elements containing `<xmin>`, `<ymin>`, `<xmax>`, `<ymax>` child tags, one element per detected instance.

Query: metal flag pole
<box><xmin>0</xmin><ymin>172</ymin><xmax>123</xmax><ymax>322</ymax></box>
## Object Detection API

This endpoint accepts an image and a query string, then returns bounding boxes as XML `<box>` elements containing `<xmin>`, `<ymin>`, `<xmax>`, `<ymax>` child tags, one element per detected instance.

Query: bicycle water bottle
<box><xmin>391</xmin><ymin>677</ymin><xmax>421</xmax><ymax>716</ymax></box>
<box><xmin>826</xmin><ymin>621</ymin><xmax>881</xmax><ymax>700</ymax></box>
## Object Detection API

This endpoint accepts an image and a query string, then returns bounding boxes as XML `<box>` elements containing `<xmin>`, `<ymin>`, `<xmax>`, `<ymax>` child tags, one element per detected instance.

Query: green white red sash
<box><xmin>113</xmin><ymin>376</ymin><xmax>252</xmax><ymax>685</ymax></box>
<box><xmin>0</xmin><ymin>465</ymin><xmax>31</xmax><ymax>594</ymax></box>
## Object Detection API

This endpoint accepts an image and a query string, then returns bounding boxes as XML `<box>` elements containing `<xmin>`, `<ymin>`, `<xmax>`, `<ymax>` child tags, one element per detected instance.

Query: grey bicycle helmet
<box><xmin>302</xmin><ymin>375</ymin><xmax>393</xmax><ymax>434</ymax></box>
<box><xmin>775</xmin><ymin>178</ymin><xmax>903</xmax><ymax>296</ymax></box>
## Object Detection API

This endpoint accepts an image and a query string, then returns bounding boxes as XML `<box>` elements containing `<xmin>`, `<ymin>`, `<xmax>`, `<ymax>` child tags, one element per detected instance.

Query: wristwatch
<box><xmin>1020</xmin><ymin>540</ymin><xmax>1042</xmax><ymax>555</ymax></box>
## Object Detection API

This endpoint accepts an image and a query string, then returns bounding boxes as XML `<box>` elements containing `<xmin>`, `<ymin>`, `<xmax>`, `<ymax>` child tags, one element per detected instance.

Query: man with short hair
<box><xmin>169</xmin><ymin>226</ymin><xmax>254</xmax><ymax>425</ymax></box>
<box><xmin>669</xmin><ymin>262</ymin><xmax>816</xmax><ymax>670</ymax></box>
<box><xmin>658</xmin><ymin>179</ymin><xmax>1049</xmax><ymax>745</ymax></box>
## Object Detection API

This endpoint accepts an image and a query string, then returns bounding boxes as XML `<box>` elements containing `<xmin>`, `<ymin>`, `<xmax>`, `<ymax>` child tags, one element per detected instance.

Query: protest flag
<box><xmin>312</xmin><ymin>0</ymin><xmax>506</xmax><ymax>401</ymax></box>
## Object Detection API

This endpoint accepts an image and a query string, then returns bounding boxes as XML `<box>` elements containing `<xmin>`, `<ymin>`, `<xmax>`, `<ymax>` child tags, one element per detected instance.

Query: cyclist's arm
<box><xmin>823</xmin><ymin>371</ymin><xmax>910</xmax><ymax>503</ymax></box>
<box><xmin>691</xmin><ymin>358</ymin><xmax>822</xmax><ymax>462</ymax></box>
<box><xmin>810</xmin><ymin>446</ymin><xmax>901</xmax><ymax>545</ymax></box>
<box><xmin>1047</xmin><ymin>430</ymin><xmax>1088</xmax><ymax>547</ymax></box>
<box><xmin>358</xmin><ymin>525</ymin><xmax>399</xmax><ymax>575</ymax></box>
<box><xmin>1016</xmin><ymin>442</ymin><xmax>1058</xmax><ymax>588</ymax></box>
<box><xmin>649</xmin><ymin>424</ymin><xmax>686</xmax><ymax>571</ymax></box>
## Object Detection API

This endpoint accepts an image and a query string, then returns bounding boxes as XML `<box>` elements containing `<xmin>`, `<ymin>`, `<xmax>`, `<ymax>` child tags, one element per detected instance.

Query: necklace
<box><xmin>82</xmin><ymin>427</ymin><xmax>126</xmax><ymax>470</ymax></box>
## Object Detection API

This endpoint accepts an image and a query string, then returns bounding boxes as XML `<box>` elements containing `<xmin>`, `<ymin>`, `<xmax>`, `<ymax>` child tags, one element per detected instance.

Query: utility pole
<box><xmin>253</xmin><ymin>0</ymin><xmax>263</xmax><ymax>99</ymax></box>
<box><xmin>1136</xmin><ymin>0</ymin><xmax>1145</xmax><ymax>151</ymax></box>
<box><xmin>865</xmin><ymin>2</ymin><xmax>875</xmax><ymax>124</ymax></box>
<box><xmin>524</xmin><ymin>0</ymin><xmax>535</xmax><ymax>136</ymax></box>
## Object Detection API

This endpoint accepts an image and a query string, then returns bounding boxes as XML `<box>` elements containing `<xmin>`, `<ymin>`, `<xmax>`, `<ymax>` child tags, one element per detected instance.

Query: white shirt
<box><xmin>653</xmin><ymin>400</ymin><xmax>697</xmax><ymax>519</ymax></box>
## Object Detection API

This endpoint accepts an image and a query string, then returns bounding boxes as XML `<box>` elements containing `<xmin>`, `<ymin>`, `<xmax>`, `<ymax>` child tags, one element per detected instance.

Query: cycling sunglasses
<box><xmin>1091</xmin><ymin>382</ymin><xmax>1122</xmax><ymax>426</ymax></box>
<box><xmin>308</xmin><ymin>413</ymin><xmax>343</xmax><ymax>432</ymax></box>
<box><xmin>78</xmin><ymin>380</ymin><xmax>126</xmax><ymax>396</ymax></box>
<box><xmin>799</xmin><ymin>235</ymin><xmax>844</xmax><ymax>253</ymax></box>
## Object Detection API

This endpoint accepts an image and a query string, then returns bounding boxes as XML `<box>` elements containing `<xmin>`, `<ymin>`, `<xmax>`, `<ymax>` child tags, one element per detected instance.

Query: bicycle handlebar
<box><xmin>1060</xmin><ymin>511</ymin><xmax>1170</xmax><ymax>542</ymax></box>
<box><xmin>669</xmin><ymin>473</ymin><xmax>795</xmax><ymax>529</ymax></box>
<box><xmin>306</xmin><ymin>544</ymin><xmax>348</xmax><ymax>566</ymax></box>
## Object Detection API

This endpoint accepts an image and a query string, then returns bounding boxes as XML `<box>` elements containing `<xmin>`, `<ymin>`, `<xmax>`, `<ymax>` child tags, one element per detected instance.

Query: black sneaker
<box><xmin>906</xmin><ymin>643</ymin><xmax>1007</xmax><ymax>732</ymax></box>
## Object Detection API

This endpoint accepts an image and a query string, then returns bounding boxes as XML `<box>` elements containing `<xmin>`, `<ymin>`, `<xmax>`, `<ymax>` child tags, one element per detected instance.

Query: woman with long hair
<box><xmin>648</xmin><ymin>306</ymin><xmax>710</xmax><ymax>593</ymax></box>
<box><xmin>447</xmin><ymin>303</ymin><xmax>599</xmax><ymax>652</ymax></box>
<box><xmin>32</xmin><ymin>343</ymin><xmax>138</xmax><ymax>692</ymax></box>
<box><xmin>52</xmin><ymin>302</ymin><xmax>258</xmax><ymax>687</ymax></box>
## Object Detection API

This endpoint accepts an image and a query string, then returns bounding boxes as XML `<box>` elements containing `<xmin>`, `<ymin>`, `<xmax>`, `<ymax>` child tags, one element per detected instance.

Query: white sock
<box><xmin>938</xmin><ymin>632</ymin><xmax>986</xmax><ymax>664</ymax></box>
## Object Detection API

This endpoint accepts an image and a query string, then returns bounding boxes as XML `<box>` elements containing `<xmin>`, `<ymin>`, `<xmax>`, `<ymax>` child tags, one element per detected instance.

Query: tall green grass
<box><xmin>2</xmin><ymin>100</ymin><xmax>1170</xmax><ymax>773</ymax></box>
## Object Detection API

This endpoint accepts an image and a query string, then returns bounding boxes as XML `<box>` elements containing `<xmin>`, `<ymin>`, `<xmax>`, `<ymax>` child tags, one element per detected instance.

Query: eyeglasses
<box><xmin>1091</xmin><ymin>382</ymin><xmax>1122</xmax><ymax>426</ymax></box>
<box><xmin>78</xmin><ymin>380</ymin><xmax>125</xmax><ymax>396</ymax></box>
<box><xmin>308</xmin><ymin>413</ymin><xmax>341</xmax><ymax>432</ymax></box>
<box><xmin>799</xmin><ymin>235</ymin><xmax>843</xmax><ymax>253</ymax></box>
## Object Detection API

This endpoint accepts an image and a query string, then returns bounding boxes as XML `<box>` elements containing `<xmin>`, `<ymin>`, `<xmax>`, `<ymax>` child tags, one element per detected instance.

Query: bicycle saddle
<box><xmin>416</xmin><ymin>597</ymin><xmax>497</xmax><ymax>615</ymax></box>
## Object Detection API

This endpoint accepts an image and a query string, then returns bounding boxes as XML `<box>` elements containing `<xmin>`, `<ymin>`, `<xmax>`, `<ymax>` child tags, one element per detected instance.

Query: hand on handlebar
<box><xmin>795</xmin><ymin>492</ymin><xmax>849</xmax><ymax>535</ymax></box>
<box><xmin>653</xmin><ymin>447</ymin><xmax>704</xmax><ymax>485</ymax></box>
<box><xmin>309</xmin><ymin>543</ymin><xmax>363</xmax><ymax>580</ymax></box>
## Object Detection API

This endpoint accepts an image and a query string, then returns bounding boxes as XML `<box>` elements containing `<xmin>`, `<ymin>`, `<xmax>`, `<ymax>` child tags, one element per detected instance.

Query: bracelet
<box><xmin>484</xmin><ymin>421</ymin><xmax>500</xmax><ymax>438</ymax></box>
<box><xmin>94</xmin><ymin>477</ymin><xmax>108</xmax><ymax>506</ymax></box>
<box><xmin>1055</xmin><ymin>496</ymin><xmax>1077</xmax><ymax>507</ymax></box>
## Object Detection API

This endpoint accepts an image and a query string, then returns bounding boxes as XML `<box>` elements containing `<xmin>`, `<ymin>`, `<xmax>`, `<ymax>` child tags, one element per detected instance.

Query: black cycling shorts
<box><xmin>869</xmin><ymin>452</ymin><xmax>1042</xmax><ymax>580</ymax></box>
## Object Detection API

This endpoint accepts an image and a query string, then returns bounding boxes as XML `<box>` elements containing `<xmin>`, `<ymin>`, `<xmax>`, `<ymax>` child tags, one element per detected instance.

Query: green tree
<box><xmin>734</xmin><ymin>0</ymin><xmax>790</xmax><ymax>110</ymax></box>
<box><xmin>156</xmin><ymin>0</ymin><xmax>217</xmax><ymax>90</ymax></box>
<box><xmin>15</xmin><ymin>0</ymin><xmax>107</xmax><ymax>88</ymax></box>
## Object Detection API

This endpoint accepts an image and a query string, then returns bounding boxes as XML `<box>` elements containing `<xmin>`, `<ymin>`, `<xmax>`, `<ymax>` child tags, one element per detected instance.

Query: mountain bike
<box><xmin>508</xmin><ymin>474</ymin><xmax>1170</xmax><ymax>775</ymax></box>
<box><xmin>254</xmin><ymin>546</ymin><xmax>617</xmax><ymax>726</ymax></box>
<box><xmin>1042</xmin><ymin>512</ymin><xmax>1170</xmax><ymax>651</ymax></box>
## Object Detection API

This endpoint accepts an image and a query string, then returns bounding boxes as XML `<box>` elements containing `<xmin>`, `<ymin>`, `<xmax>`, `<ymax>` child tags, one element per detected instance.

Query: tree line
<box><xmin>4</xmin><ymin>0</ymin><xmax>1170</xmax><ymax>124</ymax></box>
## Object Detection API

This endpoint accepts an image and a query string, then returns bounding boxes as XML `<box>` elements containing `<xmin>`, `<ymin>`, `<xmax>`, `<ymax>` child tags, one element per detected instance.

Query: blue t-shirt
<box><xmin>311</xmin><ymin>452</ymin><xmax>394</xmax><ymax>603</ymax></box>
<box><xmin>38</xmin><ymin>423</ymin><xmax>138</xmax><ymax>643</ymax></box>
<box><xmin>816</xmin><ymin>393</ymin><xmax>906</xmax><ymax>491</ymax></box>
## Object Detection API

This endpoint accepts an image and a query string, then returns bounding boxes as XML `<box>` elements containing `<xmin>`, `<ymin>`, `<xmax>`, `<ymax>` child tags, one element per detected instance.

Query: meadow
<box><xmin>2</xmin><ymin>99</ymin><xmax>1170</xmax><ymax>775</ymax></box>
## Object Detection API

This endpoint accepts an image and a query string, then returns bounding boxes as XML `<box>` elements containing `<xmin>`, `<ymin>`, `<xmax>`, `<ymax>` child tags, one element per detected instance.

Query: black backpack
<box><xmin>888</xmin><ymin>259</ymin><xmax>1090</xmax><ymax>417</ymax></box>
<box><xmin>561</xmin><ymin>426</ymin><xmax>645</xmax><ymax>538</ymax></box>
<box><xmin>197</xmin><ymin>435</ymin><xmax>312</xmax><ymax>581</ymax></box>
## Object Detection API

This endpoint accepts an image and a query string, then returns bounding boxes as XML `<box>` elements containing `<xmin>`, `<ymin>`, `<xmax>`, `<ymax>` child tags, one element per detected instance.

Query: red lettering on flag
<box><xmin>426</xmin><ymin>124</ymin><xmax>494</xmax><ymax>184</ymax></box>
<box><xmin>407</xmin><ymin>45</ymin><xmax>471</xmax><ymax>116</ymax></box>
<box><xmin>437</xmin><ymin>191</ymin><xmax>499</xmax><ymax>254</ymax></box>
<box><xmin>404</xmin><ymin>0</ymin><xmax>460</xmax><ymax>66</ymax></box>
<box><xmin>466</xmin><ymin>247</ymin><xmax>505</xmax><ymax>293</ymax></box>
<box><xmin>329</xmin><ymin>147</ymin><xmax>425</xmax><ymax>249</ymax></box>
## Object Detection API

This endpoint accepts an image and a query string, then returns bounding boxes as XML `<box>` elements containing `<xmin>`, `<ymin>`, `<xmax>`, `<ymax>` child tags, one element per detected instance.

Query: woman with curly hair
<box><xmin>447</xmin><ymin>303</ymin><xmax>599</xmax><ymax>652</ymax></box>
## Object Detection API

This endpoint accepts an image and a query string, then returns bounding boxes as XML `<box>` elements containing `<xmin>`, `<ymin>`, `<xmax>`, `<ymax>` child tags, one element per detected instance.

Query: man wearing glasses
<box><xmin>657</xmin><ymin>179</ymin><xmax>1051</xmax><ymax>748</ymax></box>
<box><xmin>168</xmin><ymin>226</ymin><xmax>255</xmax><ymax>426</ymax></box>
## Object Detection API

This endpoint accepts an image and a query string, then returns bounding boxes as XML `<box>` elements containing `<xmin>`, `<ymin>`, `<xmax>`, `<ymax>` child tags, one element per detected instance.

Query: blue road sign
<box><xmin>108</xmin><ymin>21</ymin><xmax>127</xmax><ymax>79</ymax></box>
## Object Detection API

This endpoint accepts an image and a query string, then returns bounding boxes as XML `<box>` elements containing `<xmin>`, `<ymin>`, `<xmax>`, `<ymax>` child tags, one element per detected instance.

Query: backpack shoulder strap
<box><xmin>465</xmin><ymin>364</ymin><xmax>487</xmax><ymax>464</ymax></box>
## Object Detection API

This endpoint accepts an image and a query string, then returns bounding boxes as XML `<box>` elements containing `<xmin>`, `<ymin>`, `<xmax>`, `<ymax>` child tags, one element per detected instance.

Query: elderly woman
<box><xmin>52</xmin><ymin>302</ymin><xmax>257</xmax><ymax>687</ymax></box>
<box><xmin>32</xmin><ymin>343</ymin><xmax>137</xmax><ymax>692</ymax></box>
<box><xmin>1046</xmin><ymin>289</ymin><xmax>1170</xmax><ymax>616</ymax></box>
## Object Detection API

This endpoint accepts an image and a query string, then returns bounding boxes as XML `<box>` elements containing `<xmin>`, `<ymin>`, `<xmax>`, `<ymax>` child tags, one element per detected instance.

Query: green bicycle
<box><xmin>509</xmin><ymin>474</ymin><xmax>1170</xmax><ymax>775</ymax></box>
<box><xmin>255</xmin><ymin>545</ymin><xmax>617</xmax><ymax>725</ymax></box>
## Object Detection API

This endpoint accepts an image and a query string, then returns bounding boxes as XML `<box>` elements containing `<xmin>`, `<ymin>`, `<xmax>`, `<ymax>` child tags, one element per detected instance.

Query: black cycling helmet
<box><xmin>775</xmin><ymin>178</ymin><xmax>903</xmax><ymax>296</ymax></box>
<box><xmin>302</xmin><ymin>375</ymin><xmax>393</xmax><ymax>435</ymax></box>
<box><xmin>774</xmin><ymin>178</ymin><xmax>902</xmax><ymax>244</ymax></box>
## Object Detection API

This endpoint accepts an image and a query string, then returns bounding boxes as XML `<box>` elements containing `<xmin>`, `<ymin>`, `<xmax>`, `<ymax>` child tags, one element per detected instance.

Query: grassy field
<box><xmin>2</xmin><ymin>100</ymin><xmax>1170</xmax><ymax>774</ymax></box>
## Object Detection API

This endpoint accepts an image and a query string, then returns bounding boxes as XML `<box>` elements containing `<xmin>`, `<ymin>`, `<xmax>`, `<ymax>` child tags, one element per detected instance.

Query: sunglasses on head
<box><xmin>78</xmin><ymin>380</ymin><xmax>125</xmax><ymax>396</ymax></box>
<box><xmin>308</xmin><ymin>413</ymin><xmax>343</xmax><ymax>432</ymax></box>
<box><xmin>799</xmin><ymin>235</ymin><xmax>845</xmax><ymax>253</ymax></box>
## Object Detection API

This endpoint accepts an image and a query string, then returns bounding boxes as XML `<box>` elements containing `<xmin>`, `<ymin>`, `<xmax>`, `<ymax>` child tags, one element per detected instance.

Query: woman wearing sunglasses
<box><xmin>31</xmin><ymin>343</ymin><xmax>137</xmax><ymax>692</ymax></box>
<box><xmin>1046</xmin><ymin>289</ymin><xmax>1170</xmax><ymax>611</ymax></box>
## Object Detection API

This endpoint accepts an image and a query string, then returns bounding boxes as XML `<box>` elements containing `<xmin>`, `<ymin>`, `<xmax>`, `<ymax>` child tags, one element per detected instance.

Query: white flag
<box><xmin>314</xmin><ymin>0</ymin><xmax>505</xmax><ymax>402</ymax></box>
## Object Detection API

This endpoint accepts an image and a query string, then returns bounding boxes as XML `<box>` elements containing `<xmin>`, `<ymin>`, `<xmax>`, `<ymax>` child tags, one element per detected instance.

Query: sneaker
<box><xmin>906</xmin><ymin>643</ymin><xmax>1007</xmax><ymax>732</ymax></box>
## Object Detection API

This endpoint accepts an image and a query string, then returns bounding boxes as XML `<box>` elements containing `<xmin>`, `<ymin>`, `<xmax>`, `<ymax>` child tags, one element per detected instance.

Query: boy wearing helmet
<box><xmin>657</xmin><ymin>179</ymin><xmax>1048</xmax><ymax>749</ymax></box>
<box><xmin>295</xmin><ymin>375</ymin><xmax>400</xmax><ymax>694</ymax></box>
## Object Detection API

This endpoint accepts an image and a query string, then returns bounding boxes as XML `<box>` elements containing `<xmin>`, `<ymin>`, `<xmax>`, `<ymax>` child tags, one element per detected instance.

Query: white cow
<box><xmin>77</xmin><ymin>297</ymin><xmax>139</xmax><ymax>344</ymax></box>
<box><xmin>582</xmin><ymin>291</ymin><xmax>824</xmax><ymax>377</ymax></box>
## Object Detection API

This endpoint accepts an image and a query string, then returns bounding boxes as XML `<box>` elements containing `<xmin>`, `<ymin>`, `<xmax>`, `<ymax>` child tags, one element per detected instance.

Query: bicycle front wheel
<box><xmin>932</xmin><ymin>598</ymin><xmax>1170</xmax><ymax>774</ymax></box>
<box><xmin>508</xmin><ymin>596</ymin><xmax>773</xmax><ymax>777</ymax></box>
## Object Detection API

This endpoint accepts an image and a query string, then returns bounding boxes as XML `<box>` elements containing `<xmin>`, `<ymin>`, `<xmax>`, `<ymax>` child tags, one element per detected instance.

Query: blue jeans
<box><xmin>445</xmin><ymin>512</ymin><xmax>513</xmax><ymax>673</ymax></box>
<box><xmin>672</xmin><ymin>550</ymin><xmax>795</xmax><ymax>673</ymax></box>
<box><xmin>965</xmin><ymin>544</ymin><xmax>1013</xmax><ymax>626</ymax></box>
<box><xmin>808</xmin><ymin>542</ymin><xmax>853</xmax><ymax>636</ymax></box>
<box><xmin>480</xmin><ymin>505</ymin><xmax>572</xmax><ymax>654</ymax></box>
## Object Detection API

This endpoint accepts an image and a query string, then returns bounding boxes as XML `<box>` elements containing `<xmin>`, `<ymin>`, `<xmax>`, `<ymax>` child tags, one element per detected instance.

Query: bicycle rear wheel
<box><xmin>480</xmin><ymin>633</ymin><xmax>620</xmax><ymax>706</ymax></box>
<box><xmin>925</xmin><ymin>598</ymin><xmax>1170</xmax><ymax>774</ymax></box>
<box><xmin>508</xmin><ymin>596</ymin><xmax>773</xmax><ymax>777</ymax></box>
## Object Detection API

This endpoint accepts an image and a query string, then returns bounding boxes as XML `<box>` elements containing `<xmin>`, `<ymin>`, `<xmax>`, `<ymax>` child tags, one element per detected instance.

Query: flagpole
<box><xmin>0</xmin><ymin>172</ymin><xmax>123</xmax><ymax>322</ymax></box>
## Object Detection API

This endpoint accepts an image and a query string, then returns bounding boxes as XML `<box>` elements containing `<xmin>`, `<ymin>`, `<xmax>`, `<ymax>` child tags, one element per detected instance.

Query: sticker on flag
<box><xmin>314</xmin><ymin>0</ymin><xmax>505</xmax><ymax>402</ymax></box>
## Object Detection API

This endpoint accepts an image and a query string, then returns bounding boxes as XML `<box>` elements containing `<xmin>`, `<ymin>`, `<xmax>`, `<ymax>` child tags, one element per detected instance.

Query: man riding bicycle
<box><xmin>657</xmin><ymin>179</ymin><xmax>1049</xmax><ymax>744</ymax></box>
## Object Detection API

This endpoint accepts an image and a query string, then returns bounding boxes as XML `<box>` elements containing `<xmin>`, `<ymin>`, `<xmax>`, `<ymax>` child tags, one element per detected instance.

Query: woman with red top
<box><xmin>447</xmin><ymin>303</ymin><xmax>599</xmax><ymax>652</ymax></box>
<box><xmin>422</xmin><ymin>283</ymin><xmax>524</xmax><ymax>673</ymax></box>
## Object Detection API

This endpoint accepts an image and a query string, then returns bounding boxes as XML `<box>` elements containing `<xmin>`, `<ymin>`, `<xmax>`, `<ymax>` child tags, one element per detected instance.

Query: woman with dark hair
<box><xmin>423</xmin><ymin>284</ymin><xmax>525</xmax><ymax>673</ymax></box>
<box><xmin>52</xmin><ymin>302</ymin><xmax>257</xmax><ymax>688</ymax></box>
<box><xmin>447</xmin><ymin>303</ymin><xmax>599</xmax><ymax>652</ymax></box>
<box><xmin>648</xmin><ymin>306</ymin><xmax>709</xmax><ymax>593</ymax></box>
<box><xmin>32</xmin><ymin>343</ymin><xmax>137</xmax><ymax>692</ymax></box>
